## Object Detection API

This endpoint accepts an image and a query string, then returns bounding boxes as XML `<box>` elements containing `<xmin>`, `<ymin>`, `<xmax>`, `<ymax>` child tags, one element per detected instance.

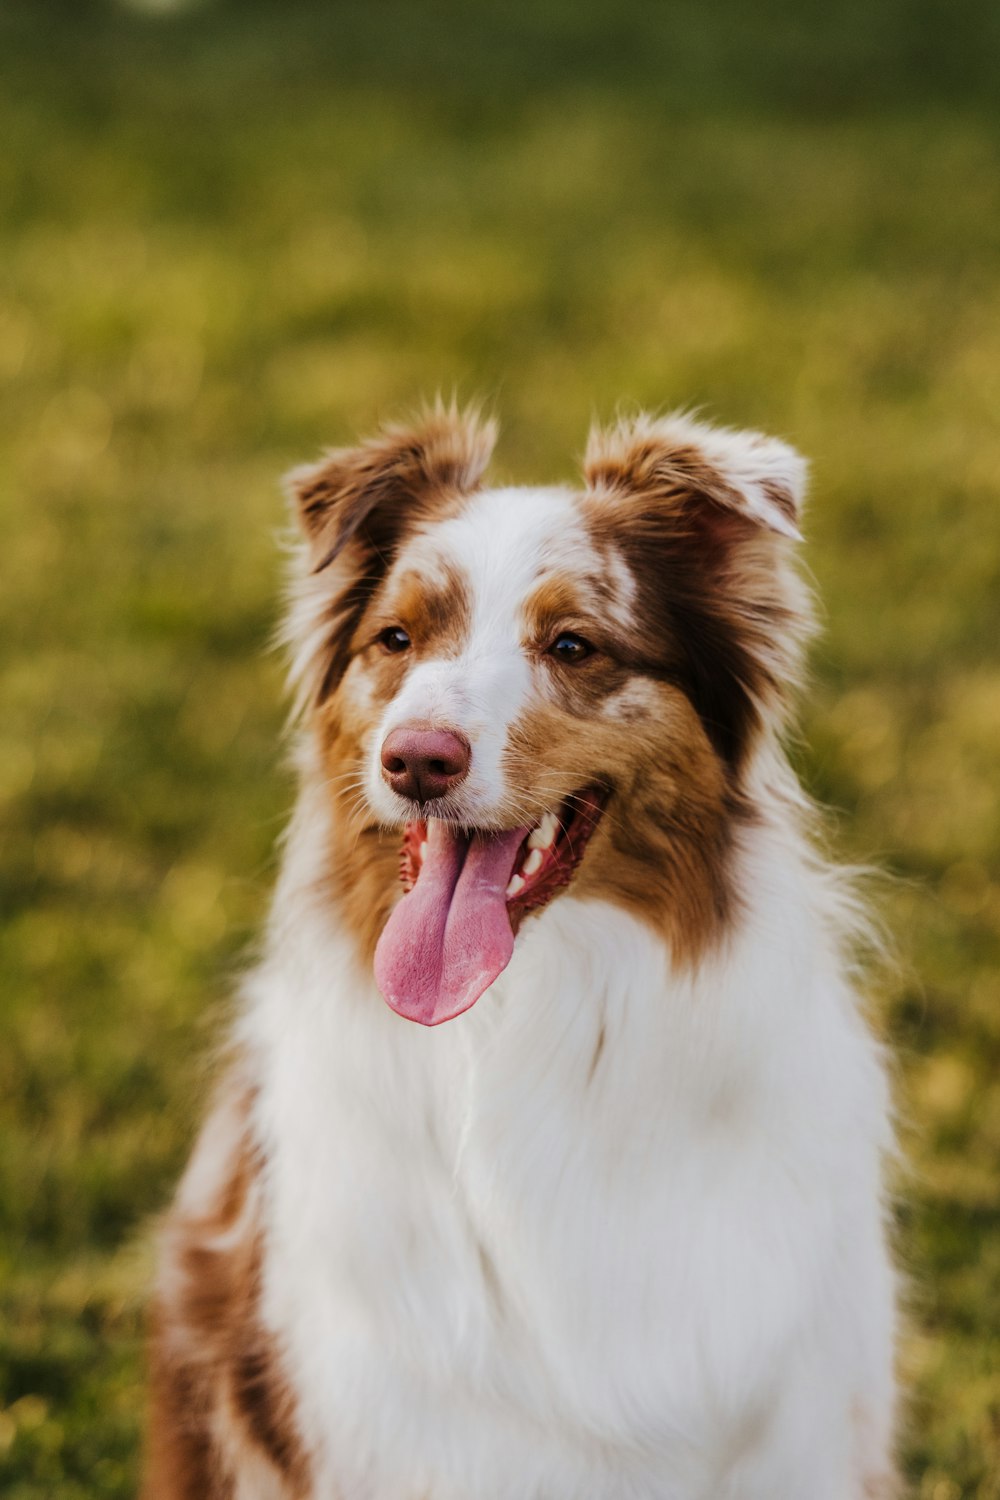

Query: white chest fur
<box><xmin>238</xmin><ymin>807</ymin><xmax>896</xmax><ymax>1500</ymax></box>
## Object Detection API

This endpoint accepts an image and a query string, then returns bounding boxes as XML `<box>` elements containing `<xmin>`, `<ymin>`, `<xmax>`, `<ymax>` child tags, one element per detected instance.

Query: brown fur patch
<box><xmin>521</xmin><ymin>574</ymin><xmax>644</xmax><ymax>714</ymax></box>
<box><xmin>509</xmin><ymin>555</ymin><xmax>747</xmax><ymax>967</ymax></box>
<box><xmin>284</xmin><ymin>408</ymin><xmax>491</xmax><ymax>968</ymax></box>
<box><xmin>356</xmin><ymin>560</ymin><xmax>473</xmax><ymax>665</ymax></box>
<box><xmin>307</xmin><ymin>557</ymin><xmax>476</xmax><ymax>970</ymax></box>
<box><xmin>503</xmin><ymin>686</ymin><xmax>744</xmax><ymax>969</ymax></box>
<box><xmin>285</xmin><ymin>400</ymin><xmax>495</xmax><ymax>707</ymax></box>
<box><xmin>288</xmin><ymin>399</ymin><xmax>497</xmax><ymax>571</ymax></box>
<box><xmin>144</xmin><ymin>1083</ymin><xmax>309</xmax><ymax>1499</ymax></box>
<box><xmin>309</xmin><ymin>653</ymin><xmax>410</xmax><ymax>969</ymax></box>
<box><xmin>583</xmin><ymin>416</ymin><xmax>812</xmax><ymax>771</ymax></box>
<box><xmin>327</xmin><ymin>822</ymin><xmax>400</xmax><ymax>971</ymax></box>
<box><xmin>760</xmin><ymin>477</ymin><xmax>799</xmax><ymax>526</ymax></box>
<box><xmin>523</xmin><ymin>571</ymin><xmax>629</xmax><ymax>651</ymax></box>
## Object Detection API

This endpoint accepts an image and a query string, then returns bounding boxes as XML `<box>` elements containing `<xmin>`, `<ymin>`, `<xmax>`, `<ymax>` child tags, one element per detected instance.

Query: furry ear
<box><xmin>584</xmin><ymin>411</ymin><xmax>806</xmax><ymax>542</ymax></box>
<box><xmin>286</xmin><ymin>400</ymin><xmax>497</xmax><ymax>572</ymax></box>
<box><xmin>282</xmin><ymin>402</ymin><xmax>497</xmax><ymax>711</ymax></box>
<box><xmin>584</xmin><ymin>412</ymin><xmax>813</xmax><ymax>768</ymax></box>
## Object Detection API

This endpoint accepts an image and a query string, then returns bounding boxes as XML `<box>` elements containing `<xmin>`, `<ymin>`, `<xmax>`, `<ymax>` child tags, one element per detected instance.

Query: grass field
<box><xmin>2</xmin><ymin>0</ymin><xmax>999</xmax><ymax>1493</ymax></box>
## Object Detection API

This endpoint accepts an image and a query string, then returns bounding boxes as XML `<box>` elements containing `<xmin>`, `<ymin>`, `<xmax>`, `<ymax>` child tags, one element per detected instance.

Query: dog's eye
<box><xmin>548</xmin><ymin>632</ymin><xmax>593</xmax><ymax>665</ymax></box>
<box><xmin>378</xmin><ymin>626</ymin><xmax>411</xmax><ymax>654</ymax></box>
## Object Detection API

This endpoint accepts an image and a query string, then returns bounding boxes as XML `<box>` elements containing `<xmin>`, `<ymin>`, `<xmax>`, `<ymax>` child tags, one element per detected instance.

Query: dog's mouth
<box><xmin>373</xmin><ymin>786</ymin><xmax>607</xmax><ymax>1026</ymax></box>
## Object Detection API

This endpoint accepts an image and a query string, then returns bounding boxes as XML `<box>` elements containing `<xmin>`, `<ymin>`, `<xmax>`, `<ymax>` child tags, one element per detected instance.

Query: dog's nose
<box><xmin>380</xmin><ymin>725</ymin><xmax>471</xmax><ymax>804</ymax></box>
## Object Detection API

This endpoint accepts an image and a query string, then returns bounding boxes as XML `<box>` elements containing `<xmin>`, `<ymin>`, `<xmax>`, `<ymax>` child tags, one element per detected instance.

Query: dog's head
<box><xmin>285</xmin><ymin>403</ymin><xmax>811</xmax><ymax>1024</ymax></box>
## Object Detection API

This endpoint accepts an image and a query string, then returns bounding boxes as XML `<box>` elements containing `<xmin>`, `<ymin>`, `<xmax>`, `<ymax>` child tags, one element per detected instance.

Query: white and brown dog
<box><xmin>144</xmin><ymin>405</ymin><xmax>898</xmax><ymax>1499</ymax></box>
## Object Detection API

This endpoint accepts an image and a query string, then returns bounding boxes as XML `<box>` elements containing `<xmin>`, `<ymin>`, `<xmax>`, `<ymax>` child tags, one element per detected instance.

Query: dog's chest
<box><xmin>254</xmin><ymin>909</ymin><xmax>832</xmax><ymax>1498</ymax></box>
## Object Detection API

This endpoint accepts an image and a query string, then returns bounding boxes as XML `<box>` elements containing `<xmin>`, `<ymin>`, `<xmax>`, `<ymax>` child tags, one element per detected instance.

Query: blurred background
<box><xmin>1</xmin><ymin>0</ymin><xmax>999</xmax><ymax>1493</ymax></box>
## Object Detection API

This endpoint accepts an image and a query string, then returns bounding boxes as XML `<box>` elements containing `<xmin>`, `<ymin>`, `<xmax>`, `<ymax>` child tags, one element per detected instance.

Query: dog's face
<box><xmin>286</xmin><ymin>405</ymin><xmax>810</xmax><ymax>1024</ymax></box>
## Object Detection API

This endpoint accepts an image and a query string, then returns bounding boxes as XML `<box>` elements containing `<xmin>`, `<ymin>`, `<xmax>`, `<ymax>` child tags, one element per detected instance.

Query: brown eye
<box><xmin>549</xmin><ymin>631</ymin><xmax>593</xmax><ymax>665</ymax></box>
<box><xmin>378</xmin><ymin>626</ymin><xmax>411</xmax><ymax>654</ymax></box>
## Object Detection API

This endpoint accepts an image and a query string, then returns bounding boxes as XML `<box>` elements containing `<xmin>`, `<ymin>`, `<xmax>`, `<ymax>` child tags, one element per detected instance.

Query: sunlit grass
<box><xmin>2</xmin><ymin>0</ymin><xmax>999</xmax><ymax>1493</ymax></box>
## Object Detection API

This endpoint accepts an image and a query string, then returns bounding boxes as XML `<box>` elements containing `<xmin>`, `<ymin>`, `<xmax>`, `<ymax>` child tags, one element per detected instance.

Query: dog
<box><xmin>144</xmin><ymin>404</ymin><xmax>898</xmax><ymax>1499</ymax></box>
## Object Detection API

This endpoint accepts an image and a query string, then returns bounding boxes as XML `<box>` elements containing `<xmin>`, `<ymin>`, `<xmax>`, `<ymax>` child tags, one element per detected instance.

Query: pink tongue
<box><xmin>374</xmin><ymin>821</ymin><xmax>528</xmax><ymax>1026</ymax></box>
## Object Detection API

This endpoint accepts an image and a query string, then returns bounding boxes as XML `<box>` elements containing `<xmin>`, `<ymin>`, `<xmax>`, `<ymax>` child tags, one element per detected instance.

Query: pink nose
<box><xmin>380</xmin><ymin>725</ymin><xmax>471</xmax><ymax>804</ymax></box>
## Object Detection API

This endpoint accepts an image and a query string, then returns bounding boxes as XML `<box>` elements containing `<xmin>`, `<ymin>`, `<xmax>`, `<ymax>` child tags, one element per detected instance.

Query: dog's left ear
<box><xmin>584</xmin><ymin>412</ymin><xmax>805</xmax><ymax>544</ymax></box>
<box><xmin>584</xmin><ymin>413</ymin><xmax>812</xmax><ymax>767</ymax></box>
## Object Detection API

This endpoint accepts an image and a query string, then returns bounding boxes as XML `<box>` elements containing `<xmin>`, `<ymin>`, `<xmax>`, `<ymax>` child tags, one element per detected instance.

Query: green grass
<box><xmin>2</xmin><ymin>0</ymin><xmax>999</xmax><ymax>1492</ymax></box>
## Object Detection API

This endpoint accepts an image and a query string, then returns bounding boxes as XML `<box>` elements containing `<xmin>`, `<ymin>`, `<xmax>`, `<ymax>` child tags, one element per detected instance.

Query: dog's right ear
<box><xmin>285</xmin><ymin>402</ymin><xmax>497</xmax><ymax>574</ymax></box>
<box><xmin>282</xmin><ymin>403</ymin><xmax>496</xmax><ymax>710</ymax></box>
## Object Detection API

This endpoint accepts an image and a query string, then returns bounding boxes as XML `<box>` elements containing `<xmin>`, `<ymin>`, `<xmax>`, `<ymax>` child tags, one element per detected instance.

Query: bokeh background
<box><xmin>2</xmin><ymin>0</ymin><xmax>999</xmax><ymax>1493</ymax></box>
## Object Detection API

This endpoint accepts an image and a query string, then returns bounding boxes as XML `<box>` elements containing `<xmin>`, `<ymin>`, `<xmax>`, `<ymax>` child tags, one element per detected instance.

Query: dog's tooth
<box><xmin>420</xmin><ymin>841</ymin><xmax>429</xmax><ymax>862</ymax></box>
<box><xmin>506</xmin><ymin>873</ymin><xmax>526</xmax><ymax>898</ymax></box>
<box><xmin>527</xmin><ymin>812</ymin><xmax>560</xmax><ymax>851</ymax></box>
<box><xmin>522</xmin><ymin>848</ymin><xmax>544</xmax><ymax>877</ymax></box>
